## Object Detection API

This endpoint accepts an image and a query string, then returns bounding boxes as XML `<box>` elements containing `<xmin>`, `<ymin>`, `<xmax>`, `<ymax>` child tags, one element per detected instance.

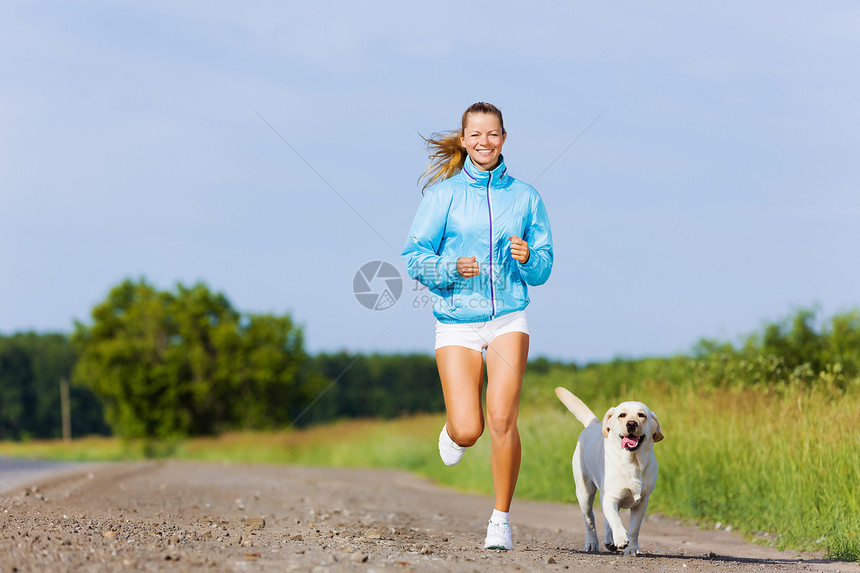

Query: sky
<box><xmin>2</xmin><ymin>1</ymin><xmax>859</xmax><ymax>363</ymax></box>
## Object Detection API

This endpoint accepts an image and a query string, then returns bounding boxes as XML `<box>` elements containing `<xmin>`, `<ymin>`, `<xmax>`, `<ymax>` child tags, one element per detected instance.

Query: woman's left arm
<box><xmin>517</xmin><ymin>195</ymin><xmax>553</xmax><ymax>286</ymax></box>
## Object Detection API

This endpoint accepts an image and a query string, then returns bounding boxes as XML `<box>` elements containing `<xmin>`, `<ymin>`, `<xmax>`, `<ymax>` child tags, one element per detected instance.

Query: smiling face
<box><xmin>602</xmin><ymin>401</ymin><xmax>664</xmax><ymax>452</ymax></box>
<box><xmin>460</xmin><ymin>112</ymin><xmax>506</xmax><ymax>171</ymax></box>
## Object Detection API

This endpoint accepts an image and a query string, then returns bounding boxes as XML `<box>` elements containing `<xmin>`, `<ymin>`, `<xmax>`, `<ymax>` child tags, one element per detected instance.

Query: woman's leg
<box><xmin>485</xmin><ymin>332</ymin><xmax>529</xmax><ymax>512</ymax></box>
<box><xmin>435</xmin><ymin>345</ymin><xmax>485</xmax><ymax>446</ymax></box>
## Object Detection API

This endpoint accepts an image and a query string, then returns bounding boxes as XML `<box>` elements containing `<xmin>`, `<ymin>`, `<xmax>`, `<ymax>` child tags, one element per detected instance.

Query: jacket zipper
<box><xmin>486</xmin><ymin>175</ymin><xmax>496</xmax><ymax>318</ymax></box>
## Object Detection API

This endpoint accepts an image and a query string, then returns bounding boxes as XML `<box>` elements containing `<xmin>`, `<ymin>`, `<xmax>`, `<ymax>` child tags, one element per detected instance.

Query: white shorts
<box><xmin>434</xmin><ymin>310</ymin><xmax>530</xmax><ymax>352</ymax></box>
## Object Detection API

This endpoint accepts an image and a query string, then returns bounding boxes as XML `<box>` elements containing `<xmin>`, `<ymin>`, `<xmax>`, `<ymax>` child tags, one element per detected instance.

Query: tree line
<box><xmin>0</xmin><ymin>279</ymin><xmax>444</xmax><ymax>445</ymax></box>
<box><xmin>0</xmin><ymin>332</ymin><xmax>110</xmax><ymax>440</ymax></box>
<box><xmin>2</xmin><ymin>277</ymin><xmax>858</xmax><ymax>446</ymax></box>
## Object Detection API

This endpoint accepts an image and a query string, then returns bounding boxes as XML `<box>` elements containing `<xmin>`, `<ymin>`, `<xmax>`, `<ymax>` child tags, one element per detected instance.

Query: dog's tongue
<box><xmin>622</xmin><ymin>436</ymin><xmax>639</xmax><ymax>449</ymax></box>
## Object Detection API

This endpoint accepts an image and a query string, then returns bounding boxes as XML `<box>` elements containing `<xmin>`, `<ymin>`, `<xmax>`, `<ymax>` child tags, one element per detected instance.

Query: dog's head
<box><xmin>602</xmin><ymin>401</ymin><xmax>663</xmax><ymax>452</ymax></box>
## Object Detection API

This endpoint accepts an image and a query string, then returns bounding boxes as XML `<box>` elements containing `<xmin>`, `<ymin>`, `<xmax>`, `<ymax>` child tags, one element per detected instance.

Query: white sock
<box><xmin>491</xmin><ymin>509</ymin><xmax>510</xmax><ymax>524</ymax></box>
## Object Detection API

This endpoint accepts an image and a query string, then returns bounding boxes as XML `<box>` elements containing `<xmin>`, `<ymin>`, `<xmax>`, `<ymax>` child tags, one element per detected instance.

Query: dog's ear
<box><xmin>651</xmin><ymin>411</ymin><xmax>664</xmax><ymax>442</ymax></box>
<box><xmin>602</xmin><ymin>407</ymin><xmax>615</xmax><ymax>437</ymax></box>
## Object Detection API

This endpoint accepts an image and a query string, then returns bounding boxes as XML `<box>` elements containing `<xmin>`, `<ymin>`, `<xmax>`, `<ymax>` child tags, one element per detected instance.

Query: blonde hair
<box><xmin>419</xmin><ymin>102</ymin><xmax>505</xmax><ymax>193</ymax></box>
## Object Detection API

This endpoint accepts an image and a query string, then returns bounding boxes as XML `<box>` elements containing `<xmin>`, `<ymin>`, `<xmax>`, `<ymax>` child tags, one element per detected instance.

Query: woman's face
<box><xmin>460</xmin><ymin>112</ymin><xmax>506</xmax><ymax>171</ymax></box>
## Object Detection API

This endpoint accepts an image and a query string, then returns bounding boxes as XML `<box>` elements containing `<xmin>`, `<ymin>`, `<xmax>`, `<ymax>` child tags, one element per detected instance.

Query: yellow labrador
<box><xmin>555</xmin><ymin>387</ymin><xmax>663</xmax><ymax>555</ymax></box>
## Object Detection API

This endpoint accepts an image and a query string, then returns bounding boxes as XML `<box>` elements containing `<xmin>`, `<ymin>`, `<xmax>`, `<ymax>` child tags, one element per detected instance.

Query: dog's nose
<box><xmin>626</xmin><ymin>420</ymin><xmax>638</xmax><ymax>432</ymax></box>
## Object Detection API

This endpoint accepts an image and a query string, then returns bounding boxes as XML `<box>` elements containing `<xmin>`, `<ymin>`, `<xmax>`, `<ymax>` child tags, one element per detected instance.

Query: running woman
<box><xmin>401</xmin><ymin>102</ymin><xmax>554</xmax><ymax>550</ymax></box>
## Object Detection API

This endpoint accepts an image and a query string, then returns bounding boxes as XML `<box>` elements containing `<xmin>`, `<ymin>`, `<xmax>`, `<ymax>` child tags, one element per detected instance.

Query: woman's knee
<box><xmin>448</xmin><ymin>420</ymin><xmax>483</xmax><ymax>446</ymax></box>
<box><xmin>486</xmin><ymin>410</ymin><xmax>518</xmax><ymax>438</ymax></box>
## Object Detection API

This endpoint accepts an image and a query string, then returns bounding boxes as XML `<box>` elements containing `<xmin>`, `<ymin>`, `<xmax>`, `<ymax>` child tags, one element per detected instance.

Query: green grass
<box><xmin>643</xmin><ymin>382</ymin><xmax>860</xmax><ymax>561</ymax></box>
<box><xmin>528</xmin><ymin>369</ymin><xmax>860</xmax><ymax>562</ymax></box>
<box><xmin>2</xmin><ymin>376</ymin><xmax>858</xmax><ymax>562</ymax></box>
<box><xmin>0</xmin><ymin>435</ymin><xmax>134</xmax><ymax>461</ymax></box>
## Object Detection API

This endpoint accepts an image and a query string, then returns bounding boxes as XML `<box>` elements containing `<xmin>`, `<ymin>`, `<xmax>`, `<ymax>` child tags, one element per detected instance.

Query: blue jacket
<box><xmin>402</xmin><ymin>155</ymin><xmax>553</xmax><ymax>324</ymax></box>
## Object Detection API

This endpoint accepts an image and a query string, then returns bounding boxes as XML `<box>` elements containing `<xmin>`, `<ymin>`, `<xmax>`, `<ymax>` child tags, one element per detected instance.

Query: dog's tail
<box><xmin>554</xmin><ymin>387</ymin><xmax>600</xmax><ymax>427</ymax></box>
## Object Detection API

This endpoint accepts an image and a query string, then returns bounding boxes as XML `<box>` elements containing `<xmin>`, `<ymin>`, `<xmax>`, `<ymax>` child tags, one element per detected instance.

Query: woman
<box><xmin>401</xmin><ymin>102</ymin><xmax>553</xmax><ymax>550</ymax></box>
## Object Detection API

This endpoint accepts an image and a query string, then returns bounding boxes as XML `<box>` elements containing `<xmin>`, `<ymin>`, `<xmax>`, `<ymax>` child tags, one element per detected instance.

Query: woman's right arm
<box><xmin>401</xmin><ymin>190</ymin><xmax>459</xmax><ymax>289</ymax></box>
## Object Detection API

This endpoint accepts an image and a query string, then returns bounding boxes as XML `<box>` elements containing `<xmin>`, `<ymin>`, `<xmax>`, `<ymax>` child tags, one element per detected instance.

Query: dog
<box><xmin>555</xmin><ymin>387</ymin><xmax>663</xmax><ymax>555</ymax></box>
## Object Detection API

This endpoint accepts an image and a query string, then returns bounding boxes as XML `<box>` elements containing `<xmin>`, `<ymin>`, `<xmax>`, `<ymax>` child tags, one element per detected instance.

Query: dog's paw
<box><xmin>583</xmin><ymin>540</ymin><xmax>600</xmax><ymax>553</ymax></box>
<box><xmin>606</xmin><ymin>534</ymin><xmax>628</xmax><ymax>552</ymax></box>
<box><xmin>622</xmin><ymin>545</ymin><xmax>641</xmax><ymax>556</ymax></box>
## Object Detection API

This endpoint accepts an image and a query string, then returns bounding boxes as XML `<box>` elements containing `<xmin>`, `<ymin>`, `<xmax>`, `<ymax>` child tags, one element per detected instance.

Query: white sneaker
<box><xmin>484</xmin><ymin>519</ymin><xmax>513</xmax><ymax>550</ymax></box>
<box><xmin>438</xmin><ymin>424</ymin><xmax>466</xmax><ymax>466</ymax></box>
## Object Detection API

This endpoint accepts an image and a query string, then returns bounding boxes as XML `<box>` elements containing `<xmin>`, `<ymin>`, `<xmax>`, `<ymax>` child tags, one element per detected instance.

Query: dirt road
<box><xmin>0</xmin><ymin>461</ymin><xmax>856</xmax><ymax>572</ymax></box>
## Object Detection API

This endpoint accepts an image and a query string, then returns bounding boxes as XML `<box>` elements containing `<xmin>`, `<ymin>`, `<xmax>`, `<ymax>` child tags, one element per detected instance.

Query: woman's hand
<box><xmin>456</xmin><ymin>256</ymin><xmax>480</xmax><ymax>278</ymax></box>
<box><xmin>509</xmin><ymin>237</ymin><xmax>530</xmax><ymax>264</ymax></box>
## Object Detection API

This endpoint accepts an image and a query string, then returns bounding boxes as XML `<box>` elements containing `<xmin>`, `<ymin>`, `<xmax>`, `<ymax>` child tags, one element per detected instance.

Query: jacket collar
<box><xmin>462</xmin><ymin>154</ymin><xmax>508</xmax><ymax>188</ymax></box>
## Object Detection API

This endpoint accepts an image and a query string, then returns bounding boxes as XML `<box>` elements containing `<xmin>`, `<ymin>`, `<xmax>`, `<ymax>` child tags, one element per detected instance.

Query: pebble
<box><xmin>244</xmin><ymin>518</ymin><xmax>266</xmax><ymax>531</ymax></box>
<box><xmin>350</xmin><ymin>552</ymin><xmax>369</xmax><ymax>563</ymax></box>
<box><xmin>365</xmin><ymin>528</ymin><xmax>382</xmax><ymax>539</ymax></box>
